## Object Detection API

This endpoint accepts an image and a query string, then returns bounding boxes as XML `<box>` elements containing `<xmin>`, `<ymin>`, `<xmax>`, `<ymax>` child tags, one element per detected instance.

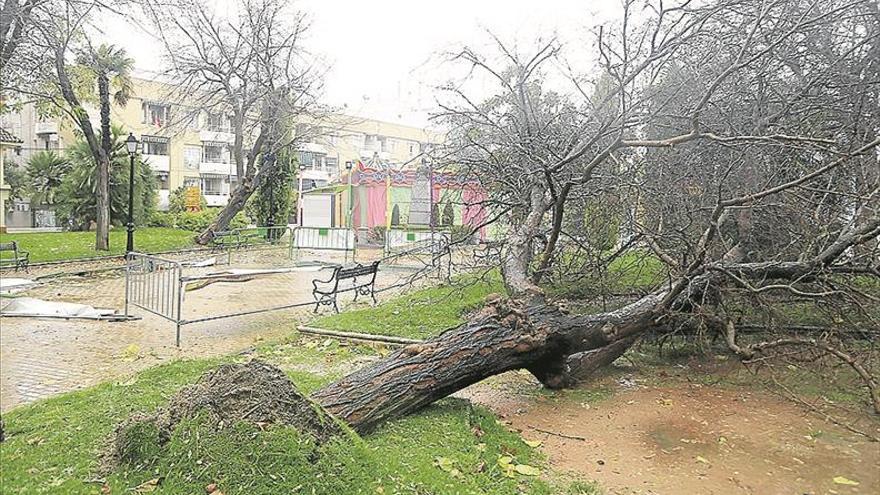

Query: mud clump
<box><xmin>105</xmin><ymin>360</ymin><xmax>342</xmax><ymax>469</ymax></box>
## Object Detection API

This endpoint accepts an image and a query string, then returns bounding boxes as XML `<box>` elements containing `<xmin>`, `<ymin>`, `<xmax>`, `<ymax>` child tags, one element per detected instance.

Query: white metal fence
<box><xmin>290</xmin><ymin>227</ymin><xmax>356</xmax><ymax>254</ymax></box>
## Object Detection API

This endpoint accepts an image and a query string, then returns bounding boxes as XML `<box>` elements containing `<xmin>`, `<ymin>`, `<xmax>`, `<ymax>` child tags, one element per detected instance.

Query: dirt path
<box><xmin>463</xmin><ymin>372</ymin><xmax>880</xmax><ymax>495</ymax></box>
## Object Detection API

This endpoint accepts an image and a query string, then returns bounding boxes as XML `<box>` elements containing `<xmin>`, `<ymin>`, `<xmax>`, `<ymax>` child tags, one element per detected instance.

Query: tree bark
<box><xmin>195</xmin><ymin>124</ymin><xmax>271</xmax><ymax>245</ymax></box>
<box><xmin>95</xmin><ymin>73</ymin><xmax>112</xmax><ymax>251</ymax></box>
<box><xmin>313</xmin><ymin>293</ymin><xmax>664</xmax><ymax>433</ymax></box>
<box><xmin>53</xmin><ymin>44</ymin><xmax>110</xmax><ymax>250</ymax></box>
<box><xmin>195</xmin><ymin>150</ymin><xmax>278</xmax><ymax>244</ymax></box>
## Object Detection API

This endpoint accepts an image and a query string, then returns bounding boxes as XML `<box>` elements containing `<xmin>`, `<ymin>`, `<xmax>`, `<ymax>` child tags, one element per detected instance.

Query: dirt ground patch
<box><xmin>462</xmin><ymin>371</ymin><xmax>880</xmax><ymax>495</ymax></box>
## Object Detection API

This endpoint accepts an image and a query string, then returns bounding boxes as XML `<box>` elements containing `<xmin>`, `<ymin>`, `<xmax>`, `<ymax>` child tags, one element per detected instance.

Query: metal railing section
<box><xmin>125</xmin><ymin>253</ymin><xmax>184</xmax><ymax>345</ymax></box>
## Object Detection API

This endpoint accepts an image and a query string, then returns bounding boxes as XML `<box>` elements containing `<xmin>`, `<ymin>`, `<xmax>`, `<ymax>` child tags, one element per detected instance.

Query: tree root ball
<box><xmin>104</xmin><ymin>360</ymin><xmax>343</xmax><ymax>469</ymax></box>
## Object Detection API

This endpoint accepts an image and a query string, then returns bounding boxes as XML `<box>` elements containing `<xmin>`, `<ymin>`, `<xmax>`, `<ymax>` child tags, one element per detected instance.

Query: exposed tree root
<box><xmin>104</xmin><ymin>360</ymin><xmax>342</xmax><ymax>469</ymax></box>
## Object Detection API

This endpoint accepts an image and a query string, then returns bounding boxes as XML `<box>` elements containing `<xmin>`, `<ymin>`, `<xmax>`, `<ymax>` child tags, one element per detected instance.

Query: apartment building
<box><xmin>294</xmin><ymin>116</ymin><xmax>444</xmax><ymax>195</ymax></box>
<box><xmin>2</xmin><ymin>76</ymin><xmax>444</xmax><ymax>225</ymax></box>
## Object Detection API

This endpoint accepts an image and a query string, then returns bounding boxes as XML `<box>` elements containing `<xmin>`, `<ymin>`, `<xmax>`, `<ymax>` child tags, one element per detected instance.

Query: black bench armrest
<box><xmin>312</xmin><ymin>268</ymin><xmax>340</xmax><ymax>291</ymax></box>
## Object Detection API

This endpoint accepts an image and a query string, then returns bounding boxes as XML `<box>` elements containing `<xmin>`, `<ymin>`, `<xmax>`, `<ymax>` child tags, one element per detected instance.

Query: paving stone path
<box><xmin>0</xmin><ymin>246</ymin><xmax>415</xmax><ymax>411</ymax></box>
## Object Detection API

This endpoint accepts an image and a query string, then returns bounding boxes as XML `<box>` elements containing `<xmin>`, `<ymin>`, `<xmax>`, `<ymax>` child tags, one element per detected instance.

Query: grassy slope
<box><xmin>0</xmin><ymin>339</ymin><xmax>596</xmax><ymax>495</ymax></box>
<box><xmin>0</xmin><ymin>228</ymin><xmax>195</xmax><ymax>263</ymax></box>
<box><xmin>311</xmin><ymin>274</ymin><xmax>506</xmax><ymax>340</ymax></box>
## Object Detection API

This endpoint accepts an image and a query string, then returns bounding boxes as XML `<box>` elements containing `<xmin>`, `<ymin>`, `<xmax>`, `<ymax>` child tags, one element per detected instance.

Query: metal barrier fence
<box><xmin>210</xmin><ymin>226</ymin><xmax>293</xmax><ymax>264</ymax></box>
<box><xmin>384</xmin><ymin>229</ymin><xmax>449</xmax><ymax>257</ymax></box>
<box><xmin>125</xmin><ymin>250</ymin><xmax>321</xmax><ymax>347</ymax></box>
<box><xmin>125</xmin><ymin>253</ymin><xmax>184</xmax><ymax>345</ymax></box>
<box><xmin>289</xmin><ymin>227</ymin><xmax>356</xmax><ymax>259</ymax></box>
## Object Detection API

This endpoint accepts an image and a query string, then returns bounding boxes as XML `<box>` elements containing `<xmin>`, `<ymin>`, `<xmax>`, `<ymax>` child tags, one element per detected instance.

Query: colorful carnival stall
<box><xmin>301</xmin><ymin>160</ymin><xmax>488</xmax><ymax>239</ymax></box>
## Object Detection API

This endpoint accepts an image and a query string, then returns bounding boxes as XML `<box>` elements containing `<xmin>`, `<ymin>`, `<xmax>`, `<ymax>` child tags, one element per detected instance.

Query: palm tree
<box><xmin>80</xmin><ymin>44</ymin><xmax>134</xmax><ymax>250</ymax></box>
<box><xmin>25</xmin><ymin>151</ymin><xmax>70</xmax><ymax>207</ymax></box>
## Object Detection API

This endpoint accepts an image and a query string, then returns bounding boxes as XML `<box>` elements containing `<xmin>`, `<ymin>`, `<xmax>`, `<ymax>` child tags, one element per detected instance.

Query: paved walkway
<box><xmin>0</xmin><ymin>246</ymin><xmax>420</xmax><ymax>411</ymax></box>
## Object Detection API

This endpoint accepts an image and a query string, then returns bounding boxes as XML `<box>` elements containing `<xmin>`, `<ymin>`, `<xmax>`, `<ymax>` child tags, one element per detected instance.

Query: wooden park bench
<box><xmin>0</xmin><ymin>241</ymin><xmax>29</xmax><ymax>272</ymax></box>
<box><xmin>312</xmin><ymin>261</ymin><xmax>380</xmax><ymax>313</ymax></box>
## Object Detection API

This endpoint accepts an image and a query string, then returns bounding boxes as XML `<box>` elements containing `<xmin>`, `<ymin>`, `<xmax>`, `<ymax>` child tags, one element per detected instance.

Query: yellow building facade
<box><xmin>8</xmin><ymin>77</ymin><xmax>444</xmax><ymax>214</ymax></box>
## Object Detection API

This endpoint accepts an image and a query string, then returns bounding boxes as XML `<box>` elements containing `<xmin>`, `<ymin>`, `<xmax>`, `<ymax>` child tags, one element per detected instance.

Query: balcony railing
<box><xmin>204</xmin><ymin>193</ymin><xmax>229</xmax><ymax>207</ymax></box>
<box><xmin>199</xmin><ymin>161</ymin><xmax>232</xmax><ymax>175</ymax></box>
<box><xmin>34</xmin><ymin>122</ymin><xmax>59</xmax><ymax>135</ymax></box>
<box><xmin>199</xmin><ymin>129</ymin><xmax>235</xmax><ymax>143</ymax></box>
<box><xmin>143</xmin><ymin>154</ymin><xmax>170</xmax><ymax>173</ymax></box>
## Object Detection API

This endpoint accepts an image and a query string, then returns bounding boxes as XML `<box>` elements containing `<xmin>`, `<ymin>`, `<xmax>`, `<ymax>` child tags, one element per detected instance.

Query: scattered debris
<box><xmin>0</xmin><ymin>277</ymin><xmax>39</xmax><ymax>294</ymax></box>
<box><xmin>528</xmin><ymin>425</ymin><xmax>587</xmax><ymax>441</ymax></box>
<box><xmin>0</xmin><ymin>297</ymin><xmax>128</xmax><ymax>320</ymax></box>
<box><xmin>181</xmin><ymin>257</ymin><xmax>217</xmax><ymax>268</ymax></box>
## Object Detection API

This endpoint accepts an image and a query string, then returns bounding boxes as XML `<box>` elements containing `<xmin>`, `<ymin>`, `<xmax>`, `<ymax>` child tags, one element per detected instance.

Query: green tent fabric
<box><xmin>390</xmin><ymin>186</ymin><xmax>412</xmax><ymax>225</ymax></box>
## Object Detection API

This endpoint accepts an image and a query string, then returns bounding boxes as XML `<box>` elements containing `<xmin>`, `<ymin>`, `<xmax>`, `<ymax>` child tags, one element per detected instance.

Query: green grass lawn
<box><xmin>0</xmin><ymin>227</ymin><xmax>195</xmax><ymax>263</ymax></box>
<box><xmin>310</xmin><ymin>273</ymin><xmax>506</xmax><ymax>340</ymax></box>
<box><xmin>0</xmin><ymin>338</ymin><xmax>597</xmax><ymax>495</ymax></box>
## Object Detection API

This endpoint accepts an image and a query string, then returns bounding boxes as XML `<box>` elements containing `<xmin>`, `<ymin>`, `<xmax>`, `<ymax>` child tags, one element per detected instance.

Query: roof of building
<box><xmin>0</xmin><ymin>127</ymin><xmax>23</xmax><ymax>145</ymax></box>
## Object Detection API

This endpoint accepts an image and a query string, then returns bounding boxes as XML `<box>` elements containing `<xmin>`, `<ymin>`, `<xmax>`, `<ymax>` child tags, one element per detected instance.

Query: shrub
<box><xmin>147</xmin><ymin>211</ymin><xmax>176</xmax><ymax>228</ymax></box>
<box><xmin>167</xmin><ymin>185</ymin><xmax>207</xmax><ymax>214</ymax></box>
<box><xmin>147</xmin><ymin>209</ymin><xmax>251</xmax><ymax>232</ymax></box>
<box><xmin>56</xmin><ymin>125</ymin><xmax>156</xmax><ymax>230</ymax></box>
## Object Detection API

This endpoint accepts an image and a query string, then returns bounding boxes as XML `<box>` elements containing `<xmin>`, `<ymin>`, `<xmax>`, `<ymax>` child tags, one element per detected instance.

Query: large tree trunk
<box><xmin>95</xmin><ymin>73</ymin><xmax>112</xmax><ymax>251</ymax></box>
<box><xmin>313</xmin><ymin>293</ymin><xmax>663</xmax><ymax>433</ymax></box>
<box><xmin>195</xmin><ymin>150</ymin><xmax>277</xmax><ymax>244</ymax></box>
<box><xmin>53</xmin><ymin>45</ymin><xmax>109</xmax><ymax>250</ymax></box>
<box><xmin>310</xmin><ymin>218</ymin><xmax>880</xmax><ymax>433</ymax></box>
<box><xmin>195</xmin><ymin>124</ymin><xmax>272</xmax><ymax>245</ymax></box>
<box><xmin>196</xmin><ymin>180</ymin><xmax>257</xmax><ymax>244</ymax></box>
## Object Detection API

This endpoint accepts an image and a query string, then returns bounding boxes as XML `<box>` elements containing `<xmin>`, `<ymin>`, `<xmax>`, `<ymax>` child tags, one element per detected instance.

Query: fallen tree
<box><xmin>110</xmin><ymin>0</ymin><xmax>880</xmax><ymax>446</ymax></box>
<box><xmin>313</xmin><ymin>0</ymin><xmax>880</xmax><ymax>432</ymax></box>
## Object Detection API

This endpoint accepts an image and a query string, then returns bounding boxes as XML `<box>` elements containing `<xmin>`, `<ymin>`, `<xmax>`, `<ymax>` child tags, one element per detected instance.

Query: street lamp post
<box><xmin>345</xmin><ymin>160</ymin><xmax>355</xmax><ymax>262</ymax></box>
<box><xmin>298</xmin><ymin>163</ymin><xmax>306</xmax><ymax>225</ymax></box>
<box><xmin>125</xmin><ymin>133</ymin><xmax>139</xmax><ymax>255</ymax></box>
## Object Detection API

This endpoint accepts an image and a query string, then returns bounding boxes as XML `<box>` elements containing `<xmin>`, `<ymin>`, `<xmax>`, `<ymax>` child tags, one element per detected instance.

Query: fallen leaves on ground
<box><xmin>497</xmin><ymin>455</ymin><xmax>541</xmax><ymax>477</ymax></box>
<box><xmin>134</xmin><ymin>478</ymin><xmax>160</xmax><ymax>493</ymax></box>
<box><xmin>832</xmin><ymin>476</ymin><xmax>859</xmax><ymax>486</ymax></box>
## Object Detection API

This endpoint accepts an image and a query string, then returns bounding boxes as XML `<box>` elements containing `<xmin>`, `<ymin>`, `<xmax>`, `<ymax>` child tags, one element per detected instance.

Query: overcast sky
<box><xmin>101</xmin><ymin>0</ymin><xmax>620</xmax><ymax>128</ymax></box>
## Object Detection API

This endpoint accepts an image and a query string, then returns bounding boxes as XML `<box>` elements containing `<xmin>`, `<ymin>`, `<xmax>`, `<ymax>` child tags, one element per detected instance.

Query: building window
<box><xmin>325</xmin><ymin>156</ymin><xmax>338</xmax><ymax>170</ymax></box>
<box><xmin>156</xmin><ymin>173</ymin><xmax>170</xmax><ymax>190</ymax></box>
<box><xmin>345</xmin><ymin>133</ymin><xmax>365</xmax><ymax>148</ymax></box>
<box><xmin>143</xmin><ymin>102</ymin><xmax>169</xmax><ymax>127</ymax></box>
<box><xmin>298</xmin><ymin>151</ymin><xmax>325</xmax><ymax>170</ymax></box>
<box><xmin>201</xmin><ymin>177</ymin><xmax>224</xmax><ymax>195</ymax></box>
<box><xmin>203</xmin><ymin>143</ymin><xmax>229</xmax><ymax>163</ymax></box>
<box><xmin>205</xmin><ymin>113</ymin><xmax>231</xmax><ymax>132</ymax></box>
<box><xmin>183</xmin><ymin>177</ymin><xmax>200</xmax><ymax>188</ymax></box>
<box><xmin>365</xmin><ymin>134</ymin><xmax>378</xmax><ymax>151</ymax></box>
<box><xmin>142</xmin><ymin>136</ymin><xmax>169</xmax><ymax>155</ymax></box>
<box><xmin>184</xmin><ymin>146</ymin><xmax>201</xmax><ymax>170</ymax></box>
